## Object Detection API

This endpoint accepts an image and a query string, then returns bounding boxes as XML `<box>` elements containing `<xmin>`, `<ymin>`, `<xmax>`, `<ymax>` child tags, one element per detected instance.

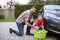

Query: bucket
<box><xmin>33</xmin><ymin>30</ymin><xmax>48</xmax><ymax>39</ymax></box>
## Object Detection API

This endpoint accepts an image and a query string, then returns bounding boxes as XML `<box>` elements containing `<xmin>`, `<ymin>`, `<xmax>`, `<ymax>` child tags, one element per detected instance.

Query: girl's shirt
<box><xmin>34</xmin><ymin>19</ymin><xmax>44</xmax><ymax>27</ymax></box>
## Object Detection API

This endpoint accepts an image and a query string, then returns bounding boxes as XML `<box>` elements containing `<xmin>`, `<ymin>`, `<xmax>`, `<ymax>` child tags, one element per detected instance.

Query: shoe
<box><xmin>17</xmin><ymin>34</ymin><xmax>23</xmax><ymax>37</ymax></box>
<box><xmin>9</xmin><ymin>28</ymin><xmax>12</xmax><ymax>34</ymax></box>
<box><xmin>26</xmin><ymin>33</ymin><xmax>34</xmax><ymax>36</ymax></box>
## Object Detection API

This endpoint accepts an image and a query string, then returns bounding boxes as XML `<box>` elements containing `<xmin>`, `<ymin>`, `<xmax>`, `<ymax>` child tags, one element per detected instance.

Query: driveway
<box><xmin>0</xmin><ymin>22</ymin><xmax>60</xmax><ymax>40</ymax></box>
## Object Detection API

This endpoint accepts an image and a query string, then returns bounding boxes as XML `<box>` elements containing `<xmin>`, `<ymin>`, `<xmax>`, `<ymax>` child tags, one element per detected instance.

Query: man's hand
<box><xmin>25</xmin><ymin>21</ymin><xmax>34</xmax><ymax>28</ymax></box>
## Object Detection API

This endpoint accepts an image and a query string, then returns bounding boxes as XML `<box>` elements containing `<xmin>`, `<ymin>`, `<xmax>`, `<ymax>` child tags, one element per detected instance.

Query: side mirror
<box><xmin>38</xmin><ymin>10</ymin><xmax>42</xmax><ymax>15</ymax></box>
<box><xmin>38</xmin><ymin>10</ymin><xmax>42</xmax><ymax>13</ymax></box>
<box><xmin>38</xmin><ymin>10</ymin><xmax>44</xmax><ymax>17</ymax></box>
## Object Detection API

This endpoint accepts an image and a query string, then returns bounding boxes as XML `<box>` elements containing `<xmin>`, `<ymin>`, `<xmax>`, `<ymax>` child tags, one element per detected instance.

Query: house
<box><xmin>0</xmin><ymin>4</ymin><xmax>15</xmax><ymax>19</ymax></box>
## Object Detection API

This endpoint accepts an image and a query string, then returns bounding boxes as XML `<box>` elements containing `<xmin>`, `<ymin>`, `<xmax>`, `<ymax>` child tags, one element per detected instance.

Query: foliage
<box><xmin>15</xmin><ymin>4</ymin><xmax>44</xmax><ymax>19</ymax></box>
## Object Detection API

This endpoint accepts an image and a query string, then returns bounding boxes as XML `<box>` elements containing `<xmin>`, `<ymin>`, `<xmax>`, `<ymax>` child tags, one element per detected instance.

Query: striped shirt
<box><xmin>16</xmin><ymin>10</ymin><xmax>33</xmax><ymax>24</ymax></box>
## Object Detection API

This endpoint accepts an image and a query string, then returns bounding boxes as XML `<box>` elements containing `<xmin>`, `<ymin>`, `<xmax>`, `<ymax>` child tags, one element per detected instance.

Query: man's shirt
<box><xmin>16</xmin><ymin>10</ymin><xmax>32</xmax><ymax>24</ymax></box>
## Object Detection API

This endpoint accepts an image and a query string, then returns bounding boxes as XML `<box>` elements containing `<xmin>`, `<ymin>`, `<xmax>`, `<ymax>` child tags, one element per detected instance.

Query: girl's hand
<box><xmin>34</xmin><ymin>27</ymin><xmax>39</xmax><ymax>30</ymax></box>
<box><xmin>42</xmin><ymin>26</ymin><xmax>44</xmax><ymax>30</ymax></box>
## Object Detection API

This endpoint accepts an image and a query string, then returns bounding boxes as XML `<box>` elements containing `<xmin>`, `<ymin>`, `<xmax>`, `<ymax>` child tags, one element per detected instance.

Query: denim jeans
<box><xmin>11</xmin><ymin>22</ymin><xmax>25</xmax><ymax>36</ymax></box>
<box><xmin>16</xmin><ymin>22</ymin><xmax>25</xmax><ymax>36</ymax></box>
<box><xmin>38</xmin><ymin>26</ymin><xmax>42</xmax><ymax>30</ymax></box>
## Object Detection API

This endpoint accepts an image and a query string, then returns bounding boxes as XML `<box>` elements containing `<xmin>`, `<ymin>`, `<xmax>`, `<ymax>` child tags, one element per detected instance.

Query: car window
<box><xmin>44</xmin><ymin>6</ymin><xmax>60</xmax><ymax>20</ymax></box>
<box><xmin>44</xmin><ymin>5</ymin><xmax>60</xmax><ymax>11</ymax></box>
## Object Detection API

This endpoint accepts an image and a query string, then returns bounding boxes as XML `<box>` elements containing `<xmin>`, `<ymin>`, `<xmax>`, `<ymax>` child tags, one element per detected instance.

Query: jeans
<box><xmin>38</xmin><ymin>26</ymin><xmax>42</xmax><ymax>30</ymax></box>
<box><xmin>11</xmin><ymin>22</ymin><xmax>25</xmax><ymax>36</ymax></box>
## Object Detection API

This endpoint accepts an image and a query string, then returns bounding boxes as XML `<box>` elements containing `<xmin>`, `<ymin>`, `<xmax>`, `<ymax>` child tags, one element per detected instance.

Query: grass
<box><xmin>0</xmin><ymin>19</ymin><xmax>16</xmax><ymax>22</ymax></box>
<box><xmin>0</xmin><ymin>19</ymin><xmax>36</xmax><ymax>22</ymax></box>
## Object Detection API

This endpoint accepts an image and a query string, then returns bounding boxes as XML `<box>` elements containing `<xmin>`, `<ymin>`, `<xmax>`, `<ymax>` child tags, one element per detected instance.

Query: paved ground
<box><xmin>0</xmin><ymin>22</ymin><xmax>60</xmax><ymax>40</ymax></box>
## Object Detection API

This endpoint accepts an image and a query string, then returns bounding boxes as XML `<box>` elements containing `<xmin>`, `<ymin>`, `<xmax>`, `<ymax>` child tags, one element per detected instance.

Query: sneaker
<box><xmin>9</xmin><ymin>28</ymin><xmax>12</xmax><ymax>34</ymax></box>
<box><xmin>26</xmin><ymin>33</ymin><xmax>34</xmax><ymax>36</ymax></box>
<box><xmin>17</xmin><ymin>34</ymin><xmax>23</xmax><ymax>36</ymax></box>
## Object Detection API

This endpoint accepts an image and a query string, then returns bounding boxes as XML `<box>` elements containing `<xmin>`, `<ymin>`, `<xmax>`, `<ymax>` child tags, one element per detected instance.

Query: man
<box><xmin>26</xmin><ymin>17</ymin><xmax>34</xmax><ymax>35</ymax></box>
<box><xmin>9</xmin><ymin>6</ymin><xmax>37</xmax><ymax>36</ymax></box>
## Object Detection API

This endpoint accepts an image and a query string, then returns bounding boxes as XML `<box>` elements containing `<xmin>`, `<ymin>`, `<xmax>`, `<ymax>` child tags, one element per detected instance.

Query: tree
<box><xmin>46</xmin><ymin>0</ymin><xmax>60</xmax><ymax>4</ymax></box>
<box><xmin>29</xmin><ymin>0</ymin><xmax>42</xmax><ymax>4</ymax></box>
<box><xmin>6</xmin><ymin>0</ymin><xmax>16</xmax><ymax>9</ymax></box>
<box><xmin>0</xmin><ymin>5</ymin><xmax>2</xmax><ymax>8</ymax></box>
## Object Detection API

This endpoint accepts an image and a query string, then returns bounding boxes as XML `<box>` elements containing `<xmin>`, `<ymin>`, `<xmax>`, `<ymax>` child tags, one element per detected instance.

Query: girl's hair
<box><xmin>38</xmin><ymin>15</ymin><xmax>43</xmax><ymax>18</ymax></box>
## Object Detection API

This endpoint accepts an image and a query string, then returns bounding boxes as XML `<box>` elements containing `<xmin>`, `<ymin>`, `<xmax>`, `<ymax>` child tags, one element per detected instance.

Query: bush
<box><xmin>15</xmin><ymin>4</ymin><xmax>44</xmax><ymax>19</ymax></box>
<box><xmin>0</xmin><ymin>15</ymin><xmax>4</xmax><ymax>19</ymax></box>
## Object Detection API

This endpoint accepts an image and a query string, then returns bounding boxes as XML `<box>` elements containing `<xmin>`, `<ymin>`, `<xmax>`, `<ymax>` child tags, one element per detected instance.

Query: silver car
<box><xmin>39</xmin><ymin>5</ymin><xmax>60</xmax><ymax>34</ymax></box>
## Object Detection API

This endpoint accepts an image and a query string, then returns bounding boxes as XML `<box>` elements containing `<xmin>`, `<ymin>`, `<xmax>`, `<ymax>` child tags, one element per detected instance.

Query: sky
<box><xmin>0</xmin><ymin>0</ymin><xmax>30</xmax><ymax>5</ymax></box>
<box><xmin>0</xmin><ymin>0</ymin><xmax>47</xmax><ymax>5</ymax></box>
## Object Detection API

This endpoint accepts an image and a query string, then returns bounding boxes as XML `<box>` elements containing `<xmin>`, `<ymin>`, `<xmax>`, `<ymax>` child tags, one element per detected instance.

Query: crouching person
<box><xmin>9</xmin><ymin>6</ymin><xmax>37</xmax><ymax>36</ymax></box>
<box><xmin>34</xmin><ymin>15</ymin><xmax>44</xmax><ymax>30</ymax></box>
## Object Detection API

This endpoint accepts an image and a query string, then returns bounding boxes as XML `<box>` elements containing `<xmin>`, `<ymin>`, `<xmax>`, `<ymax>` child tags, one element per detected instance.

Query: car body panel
<box><xmin>39</xmin><ymin>5</ymin><xmax>60</xmax><ymax>34</ymax></box>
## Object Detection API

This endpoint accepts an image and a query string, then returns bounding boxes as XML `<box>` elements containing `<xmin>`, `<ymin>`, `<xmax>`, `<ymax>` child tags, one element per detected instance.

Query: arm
<box><xmin>41</xmin><ymin>20</ymin><xmax>44</xmax><ymax>30</ymax></box>
<box><xmin>42</xmin><ymin>26</ymin><xmax>44</xmax><ymax>30</ymax></box>
<box><xmin>34</xmin><ymin>20</ymin><xmax>40</xmax><ymax>30</ymax></box>
<box><xmin>30</xmin><ymin>17</ymin><xmax>34</xmax><ymax>23</ymax></box>
<box><xmin>25</xmin><ymin>21</ymin><xmax>34</xmax><ymax>28</ymax></box>
<box><xmin>24</xmin><ymin>13</ymin><xmax>34</xmax><ymax>28</ymax></box>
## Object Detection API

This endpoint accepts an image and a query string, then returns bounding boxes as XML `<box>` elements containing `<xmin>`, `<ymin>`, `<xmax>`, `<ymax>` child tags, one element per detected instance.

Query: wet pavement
<box><xmin>0</xmin><ymin>22</ymin><xmax>60</xmax><ymax>40</ymax></box>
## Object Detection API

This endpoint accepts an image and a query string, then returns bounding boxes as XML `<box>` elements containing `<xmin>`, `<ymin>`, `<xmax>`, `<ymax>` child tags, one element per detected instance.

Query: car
<box><xmin>38</xmin><ymin>5</ymin><xmax>60</xmax><ymax>34</ymax></box>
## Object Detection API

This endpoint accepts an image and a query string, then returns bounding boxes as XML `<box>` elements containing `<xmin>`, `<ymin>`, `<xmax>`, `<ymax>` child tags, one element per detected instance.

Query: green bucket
<box><xmin>33</xmin><ymin>30</ymin><xmax>48</xmax><ymax>39</ymax></box>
